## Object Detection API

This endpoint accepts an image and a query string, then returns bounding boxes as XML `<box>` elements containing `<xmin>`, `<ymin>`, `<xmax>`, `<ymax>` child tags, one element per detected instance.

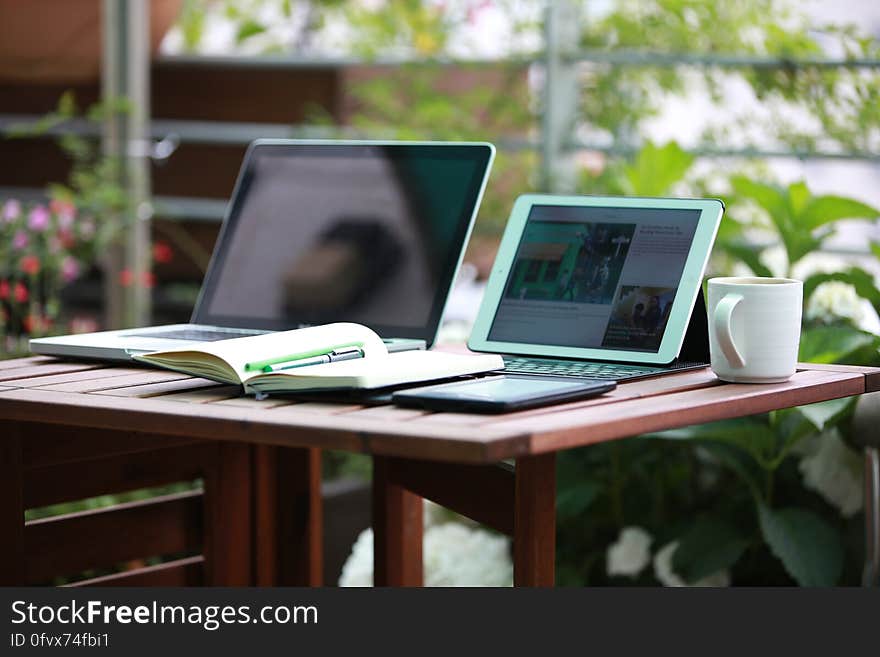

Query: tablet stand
<box><xmin>676</xmin><ymin>289</ymin><xmax>710</xmax><ymax>364</ymax></box>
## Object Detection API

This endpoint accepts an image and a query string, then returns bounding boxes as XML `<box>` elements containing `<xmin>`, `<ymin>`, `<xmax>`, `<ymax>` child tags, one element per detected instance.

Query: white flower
<box><xmin>798</xmin><ymin>429</ymin><xmax>864</xmax><ymax>517</ymax></box>
<box><xmin>339</xmin><ymin>504</ymin><xmax>514</xmax><ymax>587</ymax></box>
<box><xmin>606</xmin><ymin>526</ymin><xmax>653</xmax><ymax>577</ymax></box>
<box><xmin>653</xmin><ymin>542</ymin><xmax>731</xmax><ymax>587</ymax></box>
<box><xmin>806</xmin><ymin>281</ymin><xmax>867</xmax><ymax>326</ymax></box>
<box><xmin>423</xmin><ymin>523</ymin><xmax>512</xmax><ymax>587</ymax></box>
<box><xmin>338</xmin><ymin>528</ymin><xmax>374</xmax><ymax>587</ymax></box>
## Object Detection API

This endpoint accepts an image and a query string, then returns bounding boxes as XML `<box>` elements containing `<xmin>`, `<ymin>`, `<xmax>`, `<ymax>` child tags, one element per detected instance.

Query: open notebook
<box><xmin>134</xmin><ymin>322</ymin><xmax>504</xmax><ymax>395</ymax></box>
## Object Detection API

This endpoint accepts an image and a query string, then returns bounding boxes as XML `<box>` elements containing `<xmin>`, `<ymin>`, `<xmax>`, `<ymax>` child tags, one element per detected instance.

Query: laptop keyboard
<box><xmin>123</xmin><ymin>327</ymin><xmax>401</xmax><ymax>344</ymax></box>
<box><xmin>123</xmin><ymin>327</ymin><xmax>267</xmax><ymax>342</ymax></box>
<box><xmin>503</xmin><ymin>356</ymin><xmax>666</xmax><ymax>381</ymax></box>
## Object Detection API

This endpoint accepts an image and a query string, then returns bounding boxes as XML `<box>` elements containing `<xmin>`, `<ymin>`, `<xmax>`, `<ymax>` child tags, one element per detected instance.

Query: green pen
<box><xmin>243</xmin><ymin>341</ymin><xmax>365</xmax><ymax>372</ymax></box>
<box><xmin>262</xmin><ymin>347</ymin><xmax>365</xmax><ymax>373</ymax></box>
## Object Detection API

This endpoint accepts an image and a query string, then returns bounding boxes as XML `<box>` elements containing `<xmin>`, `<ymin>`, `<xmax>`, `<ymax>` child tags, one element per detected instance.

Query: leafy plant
<box><xmin>1</xmin><ymin>93</ymin><xmax>134</xmax><ymax>353</ymax></box>
<box><xmin>721</xmin><ymin>176</ymin><xmax>880</xmax><ymax>365</ymax></box>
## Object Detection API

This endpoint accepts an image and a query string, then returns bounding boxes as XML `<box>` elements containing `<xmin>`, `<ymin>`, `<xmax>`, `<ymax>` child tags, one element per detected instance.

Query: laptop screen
<box><xmin>486</xmin><ymin>204</ymin><xmax>701</xmax><ymax>353</ymax></box>
<box><xmin>194</xmin><ymin>142</ymin><xmax>493</xmax><ymax>344</ymax></box>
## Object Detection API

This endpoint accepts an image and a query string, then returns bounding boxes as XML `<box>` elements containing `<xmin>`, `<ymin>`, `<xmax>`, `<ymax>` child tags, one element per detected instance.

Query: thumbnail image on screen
<box><xmin>503</xmin><ymin>221</ymin><xmax>636</xmax><ymax>305</ymax></box>
<box><xmin>487</xmin><ymin>204</ymin><xmax>701</xmax><ymax>352</ymax></box>
<box><xmin>601</xmin><ymin>286</ymin><xmax>676</xmax><ymax>351</ymax></box>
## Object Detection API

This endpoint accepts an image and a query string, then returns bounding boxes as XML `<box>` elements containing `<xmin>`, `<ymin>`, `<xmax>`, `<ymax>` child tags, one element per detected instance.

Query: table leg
<box><xmin>0</xmin><ymin>422</ymin><xmax>24</xmax><ymax>585</ymax></box>
<box><xmin>253</xmin><ymin>445</ymin><xmax>323</xmax><ymax>586</ymax></box>
<box><xmin>203</xmin><ymin>442</ymin><xmax>252</xmax><ymax>585</ymax></box>
<box><xmin>372</xmin><ymin>456</ymin><xmax>423</xmax><ymax>586</ymax></box>
<box><xmin>514</xmin><ymin>453</ymin><xmax>556</xmax><ymax>587</ymax></box>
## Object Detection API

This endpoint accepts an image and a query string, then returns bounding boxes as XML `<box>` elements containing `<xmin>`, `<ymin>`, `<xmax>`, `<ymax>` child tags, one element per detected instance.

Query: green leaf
<box><xmin>788</xmin><ymin>180</ymin><xmax>811</xmax><ymax>215</ymax></box>
<box><xmin>621</xmin><ymin>141</ymin><xmax>695</xmax><ymax>197</ymax></box>
<box><xmin>731</xmin><ymin>176</ymin><xmax>788</xmax><ymax>222</ymax></box>
<box><xmin>720</xmin><ymin>242</ymin><xmax>774</xmax><ymax>278</ymax></box>
<box><xmin>672</xmin><ymin>518</ymin><xmax>750</xmax><ymax>584</ymax></box>
<box><xmin>236</xmin><ymin>19</ymin><xmax>267</xmax><ymax>43</ymax></box>
<box><xmin>798</xmin><ymin>325</ymin><xmax>880</xmax><ymax>364</ymax></box>
<box><xmin>56</xmin><ymin>90</ymin><xmax>77</xmax><ymax>118</ymax></box>
<box><xmin>795</xmin><ymin>397</ymin><xmax>856</xmax><ymax>432</ymax></box>
<box><xmin>800</xmin><ymin>195</ymin><xmax>880</xmax><ymax>230</ymax></box>
<box><xmin>702</xmin><ymin>442</ymin><xmax>765</xmax><ymax>501</ymax></box>
<box><xmin>649</xmin><ymin>419</ymin><xmax>778</xmax><ymax>469</ymax></box>
<box><xmin>758</xmin><ymin>504</ymin><xmax>843</xmax><ymax>586</ymax></box>
<box><xmin>556</xmin><ymin>481</ymin><xmax>601</xmax><ymax>520</ymax></box>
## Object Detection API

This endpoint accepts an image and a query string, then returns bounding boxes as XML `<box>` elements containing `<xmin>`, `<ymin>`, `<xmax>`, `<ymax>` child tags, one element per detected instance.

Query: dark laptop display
<box><xmin>29</xmin><ymin>141</ymin><xmax>495</xmax><ymax>362</ymax></box>
<box><xmin>195</xmin><ymin>142</ymin><xmax>493</xmax><ymax>344</ymax></box>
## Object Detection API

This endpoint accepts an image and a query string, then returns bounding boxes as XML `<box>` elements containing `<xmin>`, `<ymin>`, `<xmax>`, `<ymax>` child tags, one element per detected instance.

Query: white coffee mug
<box><xmin>707</xmin><ymin>277</ymin><xmax>803</xmax><ymax>383</ymax></box>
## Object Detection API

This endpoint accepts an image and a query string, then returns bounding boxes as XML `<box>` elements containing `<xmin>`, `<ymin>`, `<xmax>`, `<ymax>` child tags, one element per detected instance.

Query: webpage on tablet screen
<box><xmin>487</xmin><ymin>205</ymin><xmax>701</xmax><ymax>353</ymax></box>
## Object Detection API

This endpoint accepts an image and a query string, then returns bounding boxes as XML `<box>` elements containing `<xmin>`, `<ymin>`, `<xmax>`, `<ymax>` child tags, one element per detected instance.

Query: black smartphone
<box><xmin>391</xmin><ymin>374</ymin><xmax>616</xmax><ymax>413</ymax></box>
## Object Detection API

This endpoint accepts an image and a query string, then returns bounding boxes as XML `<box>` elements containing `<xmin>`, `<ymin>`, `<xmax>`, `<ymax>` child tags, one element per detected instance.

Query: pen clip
<box><xmin>330</xmin><ymin>347</ymin><xmax>363</xmax><ymax>357</ymax></box>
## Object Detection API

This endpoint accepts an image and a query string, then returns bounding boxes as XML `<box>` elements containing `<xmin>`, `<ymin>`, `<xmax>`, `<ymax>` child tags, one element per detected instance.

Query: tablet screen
<box><xmin>486</xmin><ymin>204</ymin><xmax>701</xmax><ymax>353</ymax></box>
<box><xmin>419</xmin><ymin>375</ymin><xmax>589</xmax><ymax>401</ymax></box>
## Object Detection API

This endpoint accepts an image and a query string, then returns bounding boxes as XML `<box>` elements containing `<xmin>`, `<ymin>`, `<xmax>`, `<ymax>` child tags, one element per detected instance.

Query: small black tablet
<box><xmin>391</xmin><ymin>374</ymin><xmax>615</xmax><ymax>413</ymax></box>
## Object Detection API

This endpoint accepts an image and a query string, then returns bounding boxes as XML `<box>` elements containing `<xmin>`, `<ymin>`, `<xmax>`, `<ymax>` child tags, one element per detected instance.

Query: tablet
<box><xmin>468</xmin><ymin>194</ymin><xmax>724</xmax><ymax>365</ymax></box>
<box><xmin>392</xmin><ymin>375</ymin><xmax>616</xmax><ymax>413</ymax></box>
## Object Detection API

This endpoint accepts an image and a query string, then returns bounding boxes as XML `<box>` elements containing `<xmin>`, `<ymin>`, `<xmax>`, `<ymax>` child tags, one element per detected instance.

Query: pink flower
<box><xmin>2</xmin><ymin>199</ymin><xmax>21</xmax><ymax>222</ymax></box>
<box><xmin>12</xmin><ymin>230</ymin><xmax>28</xmax><ymax>250</ymax></box>
<box><xmin>48</xmin><ymin>236</ymin><xmax>62</xmax><ymax>254</ymax></box>
<box><xmin>27</xmin><ymin>205</ymin><xmax>50</xmax><ymax>232</ymax></box>
<box><xmin>50</xmin><ymin>199</ymin><xmax>76</xmax><ymax>229</ymax></box>
<box><xmin>60</xmin><ymin>256</ymin><xmax>80</xmax><ymax>283</ymax></box>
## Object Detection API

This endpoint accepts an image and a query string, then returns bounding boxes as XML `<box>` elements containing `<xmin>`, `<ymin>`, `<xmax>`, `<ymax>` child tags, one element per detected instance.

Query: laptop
<box><xmin>31</xmin><ymin>139</ymin><xmax>496</xmax><ymax>362</ymax></box>
<box><xmin>467</xmin><ymin>194</ymin><xmax>724</xmax><ymax>382</ymax></box>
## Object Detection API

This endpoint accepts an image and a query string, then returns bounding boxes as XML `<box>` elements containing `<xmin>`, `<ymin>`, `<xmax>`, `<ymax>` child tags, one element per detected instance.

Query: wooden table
<box><xmin>1</xmin><ymin>355</ymin><xmax>878</xmax><ymax>587</ymax></box>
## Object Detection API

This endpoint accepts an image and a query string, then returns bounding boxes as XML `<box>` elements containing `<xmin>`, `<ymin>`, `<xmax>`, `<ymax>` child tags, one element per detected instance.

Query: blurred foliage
<box><xmin>1</xmin><ymin>93</ymin><xmax>132</xmax><ymax>350</ymax></box>
<box><xmin>5</xmin><ymin>91</ymin><xmax>131</xmax><ymax>249</ymax></box>
<box><xmin>340</xmin><ymin>62</ymin><xmax>537</xmax><ymax>234</ymax></box>
<box><xmin>580</xmin><ymin>0</ymin><xmax>880</xmax><ymax>154</ymax></box>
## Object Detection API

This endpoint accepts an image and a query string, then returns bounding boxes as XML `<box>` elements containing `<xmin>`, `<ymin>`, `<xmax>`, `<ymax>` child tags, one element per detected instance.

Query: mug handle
<box><xmin>713</xmin><ymin>293</ymin><xmax>746</xmax><ymax>368</ymax></box>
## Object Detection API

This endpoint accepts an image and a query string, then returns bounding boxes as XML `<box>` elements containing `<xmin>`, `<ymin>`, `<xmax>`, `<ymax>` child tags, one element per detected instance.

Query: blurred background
<box><xmin>3</xmin><ymin>0</ymin><xmax>880</xmax><ymax>587</ymax></box>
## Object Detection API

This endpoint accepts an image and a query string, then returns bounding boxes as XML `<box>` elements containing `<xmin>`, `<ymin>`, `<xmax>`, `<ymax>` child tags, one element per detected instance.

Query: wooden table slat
<box><xmin>0</xmin><ymin>362</ymin><xmax>105</xmax><ymax>383</ymax></box>
<box><xmin>211</xmin><ymin>396</ymin><xmax>295</xmax><ymax>409</ymax></box>
<box><xmin>340</xmin><ymin>405</ymin><xmax>431</xmax><ymax>421</ymax></box>
<box><xmin>797</xmin><ymin>361</ymin><xmax>880</xmax><ymax>392</ymax></box>
<box><xmin>90</xmin><ymin>378</ymin><xmax>222</xmax><ymax>398</ymax></box>
<box><xmin>3</xmin><ymin>367</ymin><xmax>150</xmax><ymax>389</ymax></box>
<box><xmin>268</xmin><ymin>401</ymin><xmax>366</xmax><ymax>415</ymax></box>
<box><xmin>35</xmin><ymin>370</ymin><xmax>192</xmax><ymax>393</ymax></box>
<box><xmin>0</xmin><ymin>356</ymin><xmax>57</xmax><ymax>371</ymax></box>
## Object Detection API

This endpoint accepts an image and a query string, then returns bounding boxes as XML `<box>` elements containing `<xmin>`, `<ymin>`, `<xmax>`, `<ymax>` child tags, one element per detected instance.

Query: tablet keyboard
<box><xmin>502</xmin><ymin>357</ymin><xmax>667</xmax><ymax>381</ymax></box>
